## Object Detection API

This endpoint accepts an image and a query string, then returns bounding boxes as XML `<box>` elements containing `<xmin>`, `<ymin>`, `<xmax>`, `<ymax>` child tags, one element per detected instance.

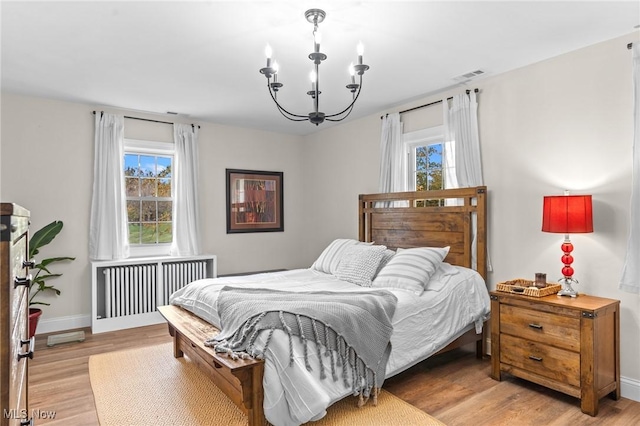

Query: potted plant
<box><xmin>28</xmin><ymin>220</ymin><xmax>75</xmax><ymax>338</ymax></box>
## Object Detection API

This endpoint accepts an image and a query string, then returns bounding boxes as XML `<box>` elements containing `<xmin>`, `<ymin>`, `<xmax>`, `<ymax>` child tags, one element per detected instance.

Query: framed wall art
<box><xmin>226</xmin><ymin>169</ymin><xmax>284</xmax><ymax>233</ymax></box>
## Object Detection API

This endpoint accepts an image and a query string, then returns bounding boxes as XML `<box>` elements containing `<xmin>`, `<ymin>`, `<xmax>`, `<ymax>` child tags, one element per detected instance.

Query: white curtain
<box><xmin>89</xmin><ymin>113</ymin><xmax>129</xmax><ymax>260</ymax></box>
<box><xmin>443</xmin><ymin>91</ymin><xmax>483</xmax><ymax>187</ymax></box>
<box><xmin>620</xmin><ymin>44</ymin><xmax>640</xmax><ymax>294</ymax></box>
<box><xmin>443</xmin><ymin>91</ymin><xmax>491</xmax><ymax>271</ymax></box>
<box><xmin>170</xmin><ymin>124</ymin><xmax>201</xmax><ymax>256</ymax></box>
<box><xmin>378</xmin><ymin>113</ymin><xmax>405</xmax><ymax>194</ymax></box>
<box><xmin>378</xmin><ymin>113</ymin><xmax>409</xmax><ymax>207</ymax></box>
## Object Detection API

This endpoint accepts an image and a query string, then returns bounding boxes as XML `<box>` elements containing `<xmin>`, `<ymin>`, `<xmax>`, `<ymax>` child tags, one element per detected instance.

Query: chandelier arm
<box><xmin>275</xmin><ymin>107</ymin><xmax>310</xmax><ymax>122</ymax></box>
<box><xmin>325</xmin><ymin>103</ymin><xmax>355</xmax><ymax>122</ymax></box>
<box><xmin>324</xmin><ymin>77</ymin><xmax>364</xmax><ymax>119</ymax></box>
<box><xmin>267</xmin><ymin>83</ymin><xmax>309</xmax><ymax>119</ymax></box>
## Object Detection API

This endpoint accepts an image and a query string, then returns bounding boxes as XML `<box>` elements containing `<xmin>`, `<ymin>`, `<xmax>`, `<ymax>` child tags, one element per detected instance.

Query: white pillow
<box><xmin>372</xmin><ymin>246</ymin><xmax>450</xmax><ymax>295</ymax></box>
<box><xmin>311</xmin><ymin>239</ymin><xmax>360</xmax><ymax>274</ymax></box>
<box><xmin>335</xmin><ymin>244</ymin><xmax>388</xmax><ymax>287</ymax></box>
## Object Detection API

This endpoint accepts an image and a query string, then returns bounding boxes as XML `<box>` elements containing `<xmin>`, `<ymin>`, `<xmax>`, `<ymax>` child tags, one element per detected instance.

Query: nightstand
<box><xmin>490</xmin><ymin>291</ymin><xmax>620</xmax><ymax>416</ymax></box>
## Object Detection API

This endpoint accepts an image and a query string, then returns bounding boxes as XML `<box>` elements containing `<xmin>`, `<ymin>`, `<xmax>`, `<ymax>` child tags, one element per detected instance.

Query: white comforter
<box><xmin>170</xmin><ymin>265</ymin><xmax>490</xmax><ymax>426</ymax></box>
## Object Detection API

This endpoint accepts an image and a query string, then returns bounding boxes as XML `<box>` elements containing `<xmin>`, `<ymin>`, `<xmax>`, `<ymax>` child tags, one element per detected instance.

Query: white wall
<box><xmin>300</xmin><ymin>114</ymin><xmax>381</xmax><ymax>262</ymax></box>
<box><xmin>300</xmin><ymin>32</ymin><xmax>640</xmax><ymax>392</ymax></box>
<box><xmin>1</xmin><ymin>95</ymin><xmax>94</xmax><ymax>331</ymax></box>
<box><xmin>0</xmin><ymin>94</ymin><xmax>307</xmax><ymax>329</ymax></box>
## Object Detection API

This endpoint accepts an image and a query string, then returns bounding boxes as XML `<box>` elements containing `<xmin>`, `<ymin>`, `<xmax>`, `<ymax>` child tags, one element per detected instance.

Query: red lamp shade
<box><xmin>542</xmin><ymin>195</ymin><xmax>593</xmax><ymax>234</ymax></box>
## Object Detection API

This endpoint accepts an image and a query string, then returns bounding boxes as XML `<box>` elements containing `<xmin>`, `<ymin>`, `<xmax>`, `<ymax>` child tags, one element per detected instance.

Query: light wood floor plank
<box><xmin>28</xmin><ymin>324</ymin><xmax>640</xmax><ymax>425</ymax></box>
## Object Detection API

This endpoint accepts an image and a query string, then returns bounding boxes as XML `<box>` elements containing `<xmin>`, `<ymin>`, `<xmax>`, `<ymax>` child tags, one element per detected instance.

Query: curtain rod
<box><xmin>92</xmin><ymin>111</ymin><xmax>200</xmax><ymax>129</ymax></box>
<box><xmin>380</xmin><ymin>88</ymin><xmax>478</xmax><ymax>119</ymax></box>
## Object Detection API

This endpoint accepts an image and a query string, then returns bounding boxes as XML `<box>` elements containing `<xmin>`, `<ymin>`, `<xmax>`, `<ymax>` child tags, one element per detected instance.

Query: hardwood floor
<box><xmin>29</xmin><ymin>324</ymin><xmax>172</xmax><ymax>425</ymax></box>
<box><xmin>28</xmin><ymin>324</ymin><xmax>640</xmax><ymax>425</ymax></box>
<box><xmin>384</xmin><ymin>348</ymin><xmax>640</xmax><ymax>426</ymax></box>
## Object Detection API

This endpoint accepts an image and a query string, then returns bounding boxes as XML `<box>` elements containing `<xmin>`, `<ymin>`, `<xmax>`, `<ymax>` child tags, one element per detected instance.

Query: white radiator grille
<box><xmin>161</xmin><ymin>260</ymin><xmax>209</xmax><ymax>305</ymax></box>
<box><xmin>103</xmin><ymin>264</ymin><xmax>158</xmax><ymax>318</ymax></box>
<box><xmin>93</xmin><ymin>255</ymin><xmax>216</xmax><ymax>332</ymax></box>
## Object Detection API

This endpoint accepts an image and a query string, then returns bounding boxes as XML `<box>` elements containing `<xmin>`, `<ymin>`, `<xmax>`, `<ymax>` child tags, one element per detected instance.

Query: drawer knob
<box><xmin>23</xmin><ymin>259</ymin><xmax>36</xmax><ymax>268</ymax></box>
<box><xmin>528</xmin><ymin>355</ymin><xmax>543</xmax><ymax>362</ymax></box>
<box><xmin>17</xmin><ymin>337</ymin><xmax>35</xmax><ymax>360</ymax></box>
<box><xmin>17</xmin><ymin>348</ymin><xmax>34</xmax><ymax>360</ymax></box>
<box><xmin>14</xmin><ymin>275</ymin><xmax>31</xmax><ymax>288</ymax></box>
<box><xmin>528</xmin><ymin>323</ymin><xmax>543</xmax><ymax>330</ymax></box>
<box><xmin>20</xmin><ymin>418</ymin><xmax>33</xmax><ymax>426</ymax></box>
<box><xmin>21</xmin><ymin>336</ymin><xmax>34</xmax><ymax>348</ymax></box>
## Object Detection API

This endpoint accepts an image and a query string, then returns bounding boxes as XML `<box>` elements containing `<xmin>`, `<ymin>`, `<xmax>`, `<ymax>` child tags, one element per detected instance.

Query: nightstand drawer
<box><xmin>500</xmin><ymin>334</ymin><xmax>580</xmax><ymax>387</ymax></box>
<box><xmin>500</xmin><ymin>304</ymin><xmax>580</xmax><ymax>352</ymax></box>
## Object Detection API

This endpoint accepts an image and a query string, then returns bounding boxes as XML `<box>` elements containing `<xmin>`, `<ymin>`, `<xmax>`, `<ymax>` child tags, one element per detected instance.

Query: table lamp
<box><xmin>541</xmin><ymin>193</ymin><xmax>593</xmax><ymax>297</ymax></box>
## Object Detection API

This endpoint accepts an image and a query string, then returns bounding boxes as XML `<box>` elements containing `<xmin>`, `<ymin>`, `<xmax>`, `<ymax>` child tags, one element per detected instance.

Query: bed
<box><xmin>158</xmin><ymin>186</ymin><xmax>489</xmax><ymax>426</ymax></box>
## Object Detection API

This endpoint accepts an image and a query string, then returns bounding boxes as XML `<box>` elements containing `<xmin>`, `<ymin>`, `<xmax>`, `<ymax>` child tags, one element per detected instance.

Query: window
<box><xmin>124</xmin><ymin>139</ymin><xmax>174</xmax><ymax>256</ymax></box>
<box><xmin>412</xmin><ymin>143</ymin><xmax>443</xmax><ymax>192</ymax></box>
<box><xmin>404</xmin><ymin>126</ymin><xmax>449</xmax><ymax>206</ymax></box>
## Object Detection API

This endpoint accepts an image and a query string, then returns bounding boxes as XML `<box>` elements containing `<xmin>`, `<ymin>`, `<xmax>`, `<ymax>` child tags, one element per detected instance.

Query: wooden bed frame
<box><xmin>158</xmin><ymin>186</ymin><xmax>488</xmax><ymax>426</ymax></box>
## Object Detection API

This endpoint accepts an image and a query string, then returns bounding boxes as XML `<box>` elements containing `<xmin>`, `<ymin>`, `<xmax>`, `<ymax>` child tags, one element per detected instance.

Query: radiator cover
<box><xmin>91</xmin><ymin>255</ymin><xmax>216</xmax><ymax>333</ymax></box>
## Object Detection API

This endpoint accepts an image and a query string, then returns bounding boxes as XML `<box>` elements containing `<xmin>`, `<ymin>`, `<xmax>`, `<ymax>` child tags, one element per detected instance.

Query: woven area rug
<box><xmin>89</xmin><ymin>342</ymin><xmax>445</xmax><ymax>426</ymax></box>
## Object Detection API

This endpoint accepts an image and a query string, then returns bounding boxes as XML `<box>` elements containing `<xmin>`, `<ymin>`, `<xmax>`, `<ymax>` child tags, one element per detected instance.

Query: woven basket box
<box><xmin>496</xmin><ymin>279</ymin><xmax>562</xmax><ymax>297</ymax></box>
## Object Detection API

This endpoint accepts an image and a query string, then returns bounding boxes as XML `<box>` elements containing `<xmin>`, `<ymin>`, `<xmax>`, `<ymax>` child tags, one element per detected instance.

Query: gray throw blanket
<box><xmin>205</xmin><ymin>286</ymin><xmax>398</xmax><ymax>404</ymax></box>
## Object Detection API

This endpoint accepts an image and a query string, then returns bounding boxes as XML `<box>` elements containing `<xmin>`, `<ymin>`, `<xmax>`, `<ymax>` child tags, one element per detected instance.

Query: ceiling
<box><xmin>2</xmin><ymin>1</ymin><xmax>639</xmax><ymax>136</ymax></box>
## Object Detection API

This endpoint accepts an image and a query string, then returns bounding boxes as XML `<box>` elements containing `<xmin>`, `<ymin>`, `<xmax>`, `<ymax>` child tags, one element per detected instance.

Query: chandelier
<box><xmin>259</xmin><ymin>8</ymin><xmax>370</xmax><ymax>126</ymax></box>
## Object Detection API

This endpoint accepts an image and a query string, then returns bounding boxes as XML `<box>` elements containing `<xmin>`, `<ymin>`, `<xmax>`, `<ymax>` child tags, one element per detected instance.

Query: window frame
<box><xmin>124</xmin><ymin>138</ymin><xmax>175</xmax><ymax>257</ymax></box>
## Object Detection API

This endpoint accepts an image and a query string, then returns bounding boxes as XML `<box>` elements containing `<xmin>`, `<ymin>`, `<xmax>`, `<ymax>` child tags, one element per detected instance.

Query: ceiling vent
<box><xmin>453</xmin><ymin>69</ymin><xmax>486</xmax><ymax>83</ymax></box>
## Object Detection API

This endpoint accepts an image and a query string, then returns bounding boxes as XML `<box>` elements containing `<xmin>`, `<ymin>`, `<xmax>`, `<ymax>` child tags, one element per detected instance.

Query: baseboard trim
<box><xmin>621</xmin><ymin>376</ymin><xmax>640</xmax><ymax>402</ymax></box>
<box><xmin>35</xmin><ymin>314</ymin><xmax>91</xmax><ymax>335</ymax></box>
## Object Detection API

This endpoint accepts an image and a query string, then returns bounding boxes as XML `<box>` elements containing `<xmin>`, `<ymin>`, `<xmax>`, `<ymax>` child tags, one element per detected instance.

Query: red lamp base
<box><xmin>557</xmin><ymin>238</ymin><xmax>578</xmax><ymax>297</ymax></box>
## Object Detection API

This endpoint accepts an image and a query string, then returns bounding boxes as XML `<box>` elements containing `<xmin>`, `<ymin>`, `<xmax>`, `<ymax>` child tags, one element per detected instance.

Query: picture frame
<box><xmin>226</xmin><ymin>169</ymin><xmax>284</xmax><ymax>233</ymax></box>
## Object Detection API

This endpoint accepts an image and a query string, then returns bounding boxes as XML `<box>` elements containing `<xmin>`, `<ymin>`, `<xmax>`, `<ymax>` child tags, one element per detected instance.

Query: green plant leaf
<box><xmin>36</xmin><ymin>257</ymin><xmax>76</xmax><ymax>269</ymax></box>
<box><xmin>28</xmin><ymin>220</ymin><xmax>74</xmax><ymax>307</ymax></box>
<box><xmin>32</xmin><ymin>273</ymin><xmax>62</xmax><ymax>284</ymax></box>
<box><xmin>29</xmin><ymin>221</ymin><xmax>63</xmax><ymax>258</ymax></box>
<box><xmin>36</xmin><ymin>285</ymin><xmax>61</xmax><ymax>295</ymax></box>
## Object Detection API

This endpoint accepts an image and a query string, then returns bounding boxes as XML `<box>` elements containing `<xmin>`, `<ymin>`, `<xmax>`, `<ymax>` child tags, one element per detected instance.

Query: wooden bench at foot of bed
<box><xmin>158</xmin><ymin>305</ymin><xmax>485</xmax><ymax>426</ymax></box>
<box><xmin>157</xmin><ymin>305</ymin><xmax>266</xmax><ymax>426</ymax></box>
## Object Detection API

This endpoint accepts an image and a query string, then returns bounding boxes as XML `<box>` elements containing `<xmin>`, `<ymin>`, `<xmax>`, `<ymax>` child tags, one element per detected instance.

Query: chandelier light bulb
<box><xmin>310</xmin><ymin>70</ymin><xmax>317</xmax><ymax>92</ymax></box>
<box><xmin>357</xmin><ymin>42</ymin><xmax>364</xmax><ymax>64</ymax></box>
<box><xmin>349</xmin><ymin>63</ymin><xmax>355</xmax><ymax>84</ymax></box>
<box><xmin>265</xmin><ymin>44</ymin><xmax>273</xmax><ymax>68</ymax></box>
<box><xmin>314</xmin><ymin>31</ymin><xmax>322</xmax><ymax>53</ymax></box>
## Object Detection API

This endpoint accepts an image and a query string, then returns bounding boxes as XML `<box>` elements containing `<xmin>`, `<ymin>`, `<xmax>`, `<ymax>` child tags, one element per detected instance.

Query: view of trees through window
<box><xmin>414</xmin><ymin>143</ymin><xmax>444</xmax><ymax>206</ymax></box>
<box><xmin>124</xmin><ymin>154</ymin><xmax>173</xmax><ymax>245</ymax></box>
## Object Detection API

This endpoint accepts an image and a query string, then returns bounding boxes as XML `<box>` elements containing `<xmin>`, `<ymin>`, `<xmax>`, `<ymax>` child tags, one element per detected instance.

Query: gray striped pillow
<box><xmin>311</xmin><ymin>239</ymin><xmax>359</xmax><ymax>274</ymax></box>
<box><xmin>372</xmin><ymin>246</ymin><xmax>450</xmax><ymax>295</ymax></box>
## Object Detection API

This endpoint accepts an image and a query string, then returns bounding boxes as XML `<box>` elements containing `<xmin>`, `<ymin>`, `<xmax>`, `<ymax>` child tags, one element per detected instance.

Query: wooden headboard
<box><xmin>358</xmin><ymin>186</ymin><xmax>487</xmax><ymax>280</ymax></box>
